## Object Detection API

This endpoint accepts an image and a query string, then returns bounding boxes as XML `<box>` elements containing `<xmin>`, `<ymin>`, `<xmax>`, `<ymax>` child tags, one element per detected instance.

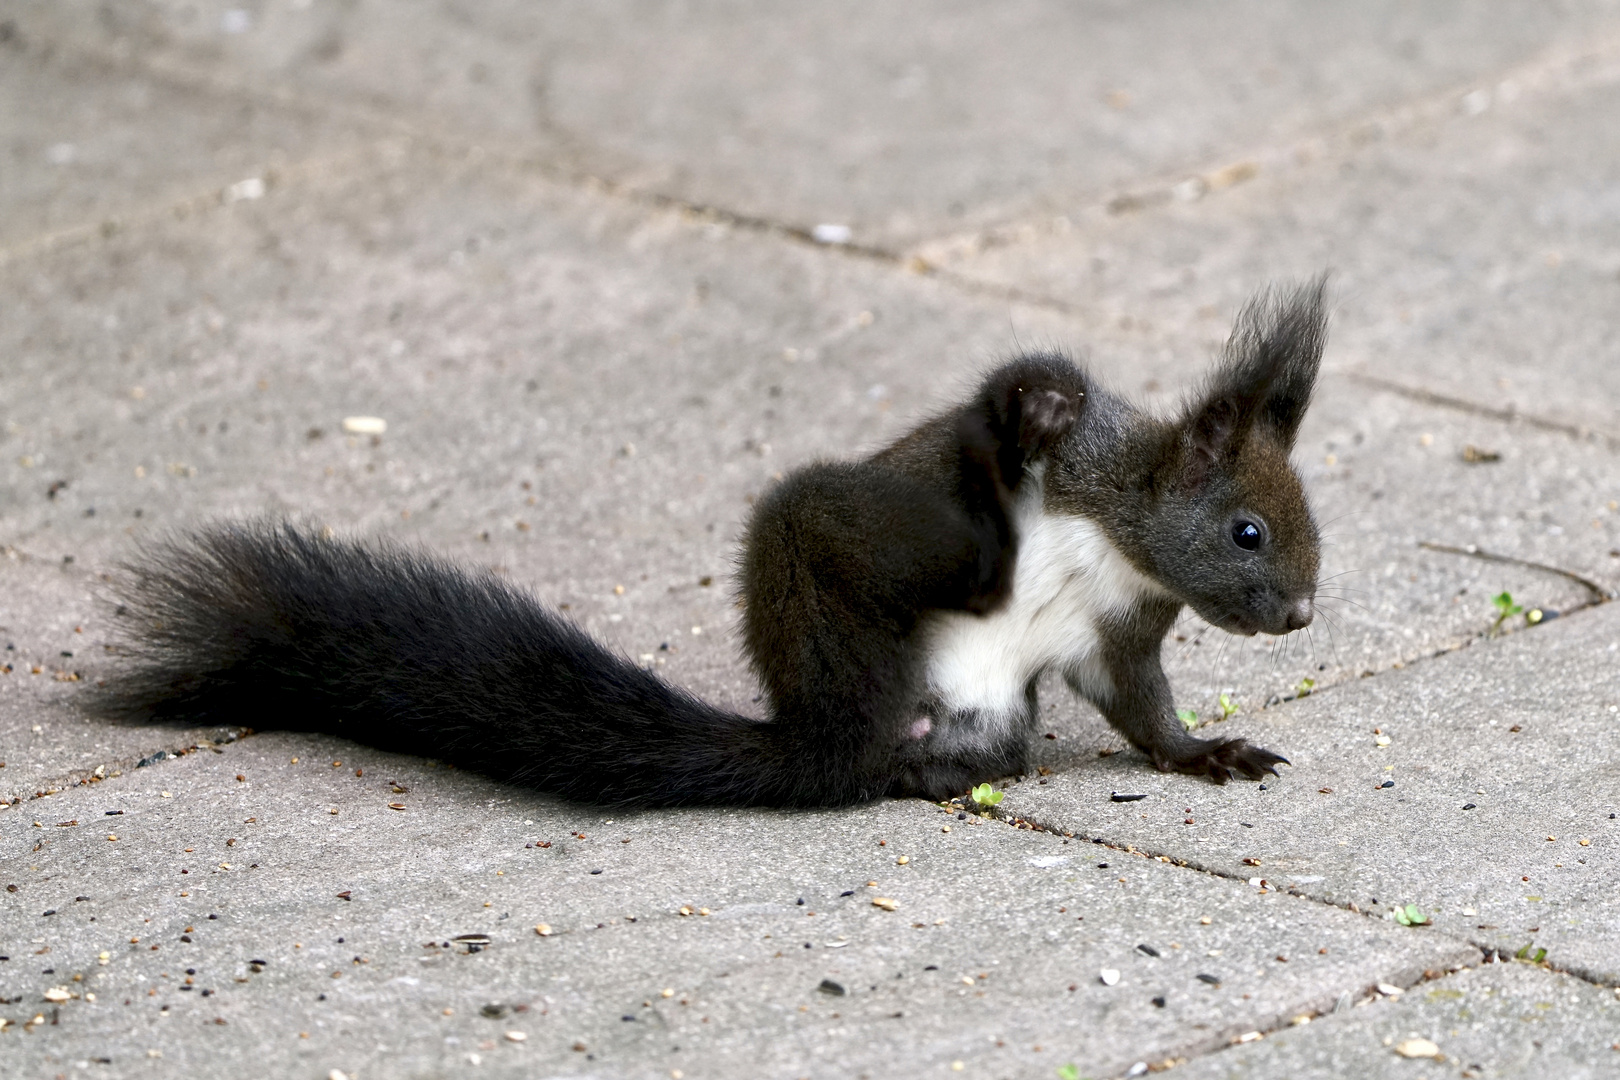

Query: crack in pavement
<box><xmin>1417</xmin><ymin>541</ymin><xmax>1615</xmax><ymax>603</ymax></box>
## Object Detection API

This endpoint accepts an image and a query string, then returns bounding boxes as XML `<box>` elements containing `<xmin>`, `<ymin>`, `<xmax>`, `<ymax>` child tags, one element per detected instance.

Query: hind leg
<box><xmin>886</xmin><ymin>705</ymin><xmax>1035</xmax><ymax>801</ymax></box>
<box><xmin>737</xmin><ymin>462</ymin><xmax>1012</xmax><ymax>803</ymax></box>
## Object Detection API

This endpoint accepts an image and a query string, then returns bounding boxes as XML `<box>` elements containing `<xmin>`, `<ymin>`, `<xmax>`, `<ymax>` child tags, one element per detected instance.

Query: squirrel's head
<box><xmin>1138</xmin><ymin>282</ymin><xmax>1326</xmax><ymax>636</ymax></box>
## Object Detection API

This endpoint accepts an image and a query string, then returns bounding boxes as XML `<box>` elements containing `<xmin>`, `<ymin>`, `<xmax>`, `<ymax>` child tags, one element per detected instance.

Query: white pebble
<box><xmin>1394</xmin><ymin>1037</ymin><xmax>1441</xmax><ymax>1059</ymax></box>
<box><xmin>224</xmin><ymin>176</ymin><xmax>265</xmax><ymax>202</ymax></box>
<box><xmin>1099</xmin><ymin>968</ymin><xmax>1120</xmax><ymax>986</ymax></box>
<box><xmin>341</xmin><ymin>416</ymin><xmax>387</xmax><ymax>435</ymax></box>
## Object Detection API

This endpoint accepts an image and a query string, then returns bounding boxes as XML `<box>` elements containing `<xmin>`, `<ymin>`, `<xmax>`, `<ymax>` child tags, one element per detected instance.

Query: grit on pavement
<box><xmin>3</xmin><ymin>4</ymin><xmax>1620</xmax><ymax>1079</ymax></box>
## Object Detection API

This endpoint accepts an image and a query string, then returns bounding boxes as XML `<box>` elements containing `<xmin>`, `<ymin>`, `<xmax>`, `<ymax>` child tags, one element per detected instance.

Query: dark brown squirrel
<box><xmin>96</xmin><ymin>281</ymin><xmax>1326</xmax><ymax>807</ymax></box>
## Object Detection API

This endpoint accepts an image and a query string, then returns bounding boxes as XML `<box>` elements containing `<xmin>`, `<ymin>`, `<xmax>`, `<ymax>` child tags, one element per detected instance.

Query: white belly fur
<box><xmin>921</xmin><ymin>474</ymin><xmax>1167</xmax><ymax>741</ymax></box>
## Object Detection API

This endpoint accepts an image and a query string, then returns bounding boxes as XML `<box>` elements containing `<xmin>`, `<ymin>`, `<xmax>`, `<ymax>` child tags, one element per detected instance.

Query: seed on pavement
<box><xmin>871</xmin><ymin>897</ymin><xmax>899</xmax><ymax>911</ymax></box>
<box><xmin>1393</xmin><ymin>1038</ymin><xmax>1441</xmax><ymax>1059</ymax></box>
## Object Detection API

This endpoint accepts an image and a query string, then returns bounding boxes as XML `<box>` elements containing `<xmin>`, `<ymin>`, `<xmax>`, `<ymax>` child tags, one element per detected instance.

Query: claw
<box><xmin>1170</xmin><ymin>738</ymin><xmax>1288</xmax><ymax>785</ymax></box>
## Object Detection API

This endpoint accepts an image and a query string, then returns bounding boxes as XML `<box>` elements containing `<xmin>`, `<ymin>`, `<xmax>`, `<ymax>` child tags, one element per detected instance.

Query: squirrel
<box><xmin>95</xmin><ymin>281</ymin><xmax>1326</xmax><ymax>808</ymax></box>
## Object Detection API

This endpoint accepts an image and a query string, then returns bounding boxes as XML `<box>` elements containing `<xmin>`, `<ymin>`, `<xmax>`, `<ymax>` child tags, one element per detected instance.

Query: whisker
<box><xmin>1316</xmin><ymin>608</ymin><xmax>1350</xmax><ymax>660</ymax></box>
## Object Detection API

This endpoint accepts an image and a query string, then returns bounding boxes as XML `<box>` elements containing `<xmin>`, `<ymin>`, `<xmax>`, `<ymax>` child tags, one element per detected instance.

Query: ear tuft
<box><xmin>1220</xmin><ymin>277</ymin><xmax>1328</xmax><ymax>448</ymax></box>
<box><xmin>1176</xmin><ymin>278</ymin><xmax>1329</xmax><ymax>481</ymax></box>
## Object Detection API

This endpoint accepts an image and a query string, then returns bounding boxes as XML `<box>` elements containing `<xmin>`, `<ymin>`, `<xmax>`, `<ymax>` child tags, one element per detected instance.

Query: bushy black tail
<box><xmin>96</xmin><ymin>522</ymin><xmax>824</xmax><ymax>807</ymax></box>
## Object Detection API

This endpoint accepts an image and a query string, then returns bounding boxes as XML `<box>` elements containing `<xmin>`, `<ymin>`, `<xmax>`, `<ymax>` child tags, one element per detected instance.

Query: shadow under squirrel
<box><xmin>96</xmin><ymin>281</ymin><xmax>1326</xmax><ymax>808</ymax></box>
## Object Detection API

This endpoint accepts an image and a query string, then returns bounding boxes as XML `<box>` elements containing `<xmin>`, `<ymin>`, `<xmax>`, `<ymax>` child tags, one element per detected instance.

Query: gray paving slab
<box><xmin>0</xmin><ymin>553</ymin><xmax>241</xmax><ymax>803</ymax></box>
<box><xmin>1176</xmin><ymin>962</ymin><xmax>1620</xmax><ymax>1080</ymax></box>
<box><xmin>0</xmin><ymin>23</ymin><xmax>379</xmax><ymax>254</ymax></box>
<box><xmin>3</xmin><ymin>5</ymin><xmax>1619</xmax><ymax>1077</ymax></box>
<box><xmin>1005</xmin><ymin>599</ymin><xmax>1620</xmax><ymax>990</ymax></box>
<box><xmin>14</xmin><ymin>1</ymin><xmax>1620</xmax><ymax>248</ymax></box>
<box><xmin>3</xmin><ymin>133</ymin><xmax>1614</xmax><ymax>806</ymax></box>
<box><xmin>927</xmin><ymin>39</ymin><xmax>1620</xmax><ymax>435</ymax></box>
<box><xmin>0</xmin><ymin>729</ymin><xmax>1479</xmax><ymax>1079</ymax></box>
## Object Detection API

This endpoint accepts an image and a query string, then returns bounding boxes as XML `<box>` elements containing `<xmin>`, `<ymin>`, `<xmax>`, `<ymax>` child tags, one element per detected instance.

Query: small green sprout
<box><xmin>1490</xmin><ymin>591</ymin><xmax>1523</xmax><ymax>636</ymax></box>
<box><xmin>1176</xmin><ymin>708</ymin><xmax>1199</xmax><ymax>732</ymax></box>
<box><xmin>1055</xmin><ymin>1066</ymin><xmax>1083</xmax><ymax>1080</ymax></box>
<box><xmin>1295</xmin><ymin>677</ymin><xmax>1316</xmax><ymax>698</ymax></box>
<box><xmin>1217</xmin><ymin>692</ymin><xmax>1239</xmax><ymax>721</ymax></box>
<box><xmin>970</xmin><ymin>783</ymin><xmax>1003</xmax><ymax>807</ymax></box>
<box><xmin>1392</xmin><ymin>904</ymin><xmax>1429</xmax><ymax>927</ymax></box>
<box><xmin>1513</xmin><ymin>942</ymin><xmax>1548</xmax><ymax>964</ymax></box>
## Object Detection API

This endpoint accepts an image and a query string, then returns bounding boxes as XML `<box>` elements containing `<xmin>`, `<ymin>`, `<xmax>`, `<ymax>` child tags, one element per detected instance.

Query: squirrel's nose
<box><xmin>1285</xmin><ymin>597</ymin><xmax>1315</xmax><ymax>631</ymax></box>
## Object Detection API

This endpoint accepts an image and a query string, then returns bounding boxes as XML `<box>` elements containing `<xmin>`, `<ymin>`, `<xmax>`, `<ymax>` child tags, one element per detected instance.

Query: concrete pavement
<box><xmin>4</xmin><ymin>3</ymin><xmax>1619</xmax><ymax>1077</ymax></box>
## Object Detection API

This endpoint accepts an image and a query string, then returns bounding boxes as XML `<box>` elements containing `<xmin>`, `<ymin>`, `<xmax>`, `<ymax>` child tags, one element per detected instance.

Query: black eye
<box><xmin>1232</xmin><ymin>520</ymin><xmax>1263</xmax><ymax>551</ymax></box>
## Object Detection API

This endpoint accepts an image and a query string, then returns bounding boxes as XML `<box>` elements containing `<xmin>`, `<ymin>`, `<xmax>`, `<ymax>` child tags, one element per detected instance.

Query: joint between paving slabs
<box><xmin>3</xmin><ymin>32</ymin><xmax>908</xmax><ymax>273</ymax></box>
<box><xmin>27</xmin><ymin>21</ymin><xmax>1620</xmax><ymax>314</ymax></box>
<box><xmin>1349</xmin><ymin>373</ymin><xmax>1620</xmax><ymax>452</ymax></box>
<box><xmin>1007</xmin><ymin>809</ymin><xmax>1620</xmax><ymax>1006</ymax></box>
<box><xmin>1</xmin><ymin>729</ymin><xmax>254</xmax><ymax>809</ymax></box>
<box><xmin>1128</xmin><ymin>949</ymin><xmax>1580</xmax><ymax>1079</ymax></box>
<box><xmin>910</xmin><ymin>30</ymin><xmax>1620</xmax><ymax>284</ymax></box>
<box><xmin>1216</xmin><ymin>542</ymin><xmax>1616</xmax><ymax>719</ymax></box>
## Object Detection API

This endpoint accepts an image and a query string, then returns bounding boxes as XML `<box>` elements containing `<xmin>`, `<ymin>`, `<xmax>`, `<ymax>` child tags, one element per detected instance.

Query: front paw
<box><xmin>1158</xmin><ymin>738</ymin><xmax>1288</xmax><ymax>784</ymax></box>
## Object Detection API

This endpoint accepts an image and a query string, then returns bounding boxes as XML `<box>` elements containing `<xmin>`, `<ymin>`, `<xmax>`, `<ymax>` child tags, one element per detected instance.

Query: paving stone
<box><xmin>0</xmin><ymin>554</ymin><xmax>242</xmax><ymax>804</ymax></box>
<box><xmin>928</xmin><ymin>41</ymin><xmax>1620</xmax><ymax>434</ymax></box>
<box><xmin>0</xmin><ymin>25</ymin><xmax>379</xmax><ymax>253</ymax></box>
<box><xmin>1175</xmin><ymin>962</ymin><xmax>1620</xmax><ymax>1080</ymax></box>
<box><xmin>1008</xmin><ymin>600</ymin><xmax>1620</xmax><ymax>989</ymax></box>
<box><xmin>14</xmin><ymin>1</ymin><xmax>1620</xmax><ymax>247</ymax></box>
<box><xmin>5</xmin><ymin>4</ymin><xmax>1620</xmax><ymax>1075</ymax></box>
<box><xmin>0</xmin><ymin>730</ymin><xmax>1478</xmax><ymax>1078</ymax></box>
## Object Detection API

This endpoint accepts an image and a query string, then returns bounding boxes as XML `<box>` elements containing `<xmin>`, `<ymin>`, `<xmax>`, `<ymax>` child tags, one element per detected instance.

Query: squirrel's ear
<box><xmin>1222</xmin><ymin>278</ymin><xmax>1328</xmax><ymax>449</ymax></box>
<box><xmin>1175</xmin><ymin>279</ymin><xmax>1328</xmax><ymax>482</ymax></box>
